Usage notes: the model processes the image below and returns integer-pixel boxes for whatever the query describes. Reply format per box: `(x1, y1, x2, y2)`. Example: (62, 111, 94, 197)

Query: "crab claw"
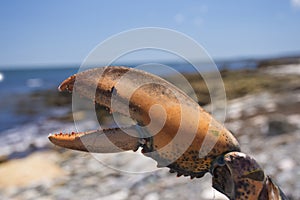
(48, 126, 142, 153)
(212, 152, 288, 200)
(49, 66, 240, 179)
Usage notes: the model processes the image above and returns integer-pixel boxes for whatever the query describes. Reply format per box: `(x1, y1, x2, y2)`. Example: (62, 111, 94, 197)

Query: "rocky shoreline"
(0, 64, 299, 199)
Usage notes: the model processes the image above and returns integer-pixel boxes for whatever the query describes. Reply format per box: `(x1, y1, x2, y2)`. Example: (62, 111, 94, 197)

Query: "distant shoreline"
(0, 53, 299, 71)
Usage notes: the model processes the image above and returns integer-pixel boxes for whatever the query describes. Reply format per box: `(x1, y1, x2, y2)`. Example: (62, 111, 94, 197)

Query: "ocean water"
(0, 67, 77, 96)
(0, 67, 77, 132)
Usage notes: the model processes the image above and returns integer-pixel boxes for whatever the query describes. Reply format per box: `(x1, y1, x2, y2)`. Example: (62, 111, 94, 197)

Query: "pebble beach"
(0, 63, 299, 200)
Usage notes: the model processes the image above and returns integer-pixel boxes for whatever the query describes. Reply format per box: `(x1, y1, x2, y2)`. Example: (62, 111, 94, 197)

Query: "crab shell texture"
(49, 66, 240, 178)
(212, 152, 289, 200)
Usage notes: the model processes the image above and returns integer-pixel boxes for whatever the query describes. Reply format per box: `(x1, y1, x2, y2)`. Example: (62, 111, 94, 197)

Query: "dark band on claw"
(48, 66, 288, 199)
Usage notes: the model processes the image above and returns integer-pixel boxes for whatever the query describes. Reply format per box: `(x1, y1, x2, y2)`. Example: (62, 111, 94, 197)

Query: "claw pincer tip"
(58, 75, 76, 92)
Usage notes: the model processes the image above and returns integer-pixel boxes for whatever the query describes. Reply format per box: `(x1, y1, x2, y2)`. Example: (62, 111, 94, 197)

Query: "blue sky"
(0, 0, 300, 68)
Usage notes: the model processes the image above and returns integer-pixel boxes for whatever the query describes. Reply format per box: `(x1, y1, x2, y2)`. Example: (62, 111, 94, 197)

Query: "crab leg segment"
(212, 152, 288, 200)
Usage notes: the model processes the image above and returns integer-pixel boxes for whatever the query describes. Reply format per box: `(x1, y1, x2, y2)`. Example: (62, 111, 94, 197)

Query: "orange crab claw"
(48, 66, 240, 179)
(48, 126, 142, 153)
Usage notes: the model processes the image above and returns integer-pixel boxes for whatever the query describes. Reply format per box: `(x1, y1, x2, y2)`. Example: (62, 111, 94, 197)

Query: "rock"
(0, 155, 8, 163)
(266, 114, 297, 136)
(144, 192, 160, 200)
(262, 64, 300, 76)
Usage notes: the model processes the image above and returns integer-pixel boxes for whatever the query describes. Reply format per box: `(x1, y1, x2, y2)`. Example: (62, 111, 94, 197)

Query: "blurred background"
(0, 1, 299, 199)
